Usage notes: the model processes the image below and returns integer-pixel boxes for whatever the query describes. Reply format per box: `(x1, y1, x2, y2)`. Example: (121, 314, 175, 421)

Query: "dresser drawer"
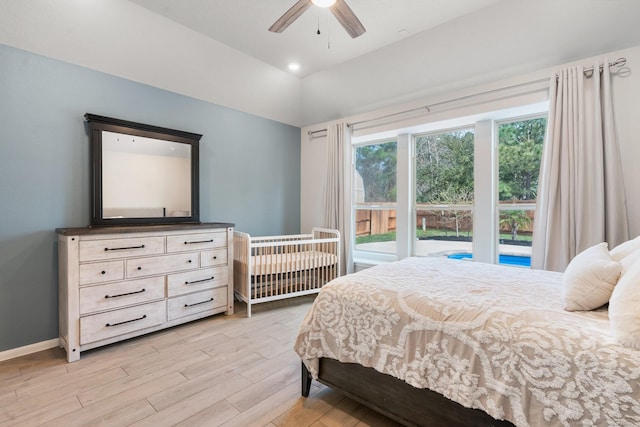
(167, 267, 228, 297)
(167, 287, 227, 321)
(200, 248, 228, 267)
(80, 300, 166, 345)
(79, 236, 165, 262)
(167, 232, 227, 253)
(79, 277, 165, 315)
(79, 260, 124, 285)
(126, 253, 198, 278)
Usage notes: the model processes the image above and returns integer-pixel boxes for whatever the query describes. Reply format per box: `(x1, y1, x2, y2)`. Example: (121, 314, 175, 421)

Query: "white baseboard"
(0, 338, 59, 362)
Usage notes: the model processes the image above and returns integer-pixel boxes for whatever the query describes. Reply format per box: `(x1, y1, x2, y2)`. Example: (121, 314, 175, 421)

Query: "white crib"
(233, 228, 340, 317)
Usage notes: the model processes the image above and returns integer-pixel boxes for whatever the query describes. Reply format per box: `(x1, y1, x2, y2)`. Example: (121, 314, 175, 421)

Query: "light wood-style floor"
(0, 296, 402, 427)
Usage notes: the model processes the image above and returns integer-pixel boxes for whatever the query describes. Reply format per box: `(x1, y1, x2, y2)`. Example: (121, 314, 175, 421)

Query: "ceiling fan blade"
(330, 0, 366, 38)
(268, 0, 313, 33)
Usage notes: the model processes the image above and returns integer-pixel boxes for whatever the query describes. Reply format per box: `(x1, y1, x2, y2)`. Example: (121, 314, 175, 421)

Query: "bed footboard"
(233, 228, 340, 317)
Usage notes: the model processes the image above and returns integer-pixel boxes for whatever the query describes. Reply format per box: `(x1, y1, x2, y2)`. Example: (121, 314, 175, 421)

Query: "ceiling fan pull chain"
(317, 7, 321, 35)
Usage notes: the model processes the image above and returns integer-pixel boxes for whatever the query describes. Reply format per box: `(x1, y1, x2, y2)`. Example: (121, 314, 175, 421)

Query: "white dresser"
(56, 223, 234, 362)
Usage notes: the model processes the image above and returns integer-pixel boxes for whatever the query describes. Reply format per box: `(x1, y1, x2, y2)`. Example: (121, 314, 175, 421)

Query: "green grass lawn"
(356, 230, 532, 244)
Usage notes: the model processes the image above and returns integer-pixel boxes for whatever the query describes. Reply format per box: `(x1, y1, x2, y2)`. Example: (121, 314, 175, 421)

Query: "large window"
(414, 128, 474, 257)
(496, 117, 546, 267)
(350, 103, 548, 267)
(353, 140, 397, 254)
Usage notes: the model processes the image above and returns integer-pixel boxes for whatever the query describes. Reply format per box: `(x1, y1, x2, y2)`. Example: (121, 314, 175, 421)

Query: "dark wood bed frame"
(302, 358, 515, 427)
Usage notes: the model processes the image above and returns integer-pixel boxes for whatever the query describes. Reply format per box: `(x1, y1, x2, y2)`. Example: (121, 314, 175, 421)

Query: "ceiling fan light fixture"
(311, 0, 337, 8)
(269, 0, 365, 38)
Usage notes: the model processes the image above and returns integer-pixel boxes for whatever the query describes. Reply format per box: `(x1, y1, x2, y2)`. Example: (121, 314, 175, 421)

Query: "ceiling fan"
(269, 0, 366, 39)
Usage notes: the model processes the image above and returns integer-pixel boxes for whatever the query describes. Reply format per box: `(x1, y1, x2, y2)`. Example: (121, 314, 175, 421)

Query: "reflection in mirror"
(86, 113, 201, 226)
(101, 131, 191, 219)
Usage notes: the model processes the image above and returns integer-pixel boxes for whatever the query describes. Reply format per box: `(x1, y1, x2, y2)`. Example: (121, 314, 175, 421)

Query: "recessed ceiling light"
(311, 0, 336, 7)
(288, 62, 300, 72)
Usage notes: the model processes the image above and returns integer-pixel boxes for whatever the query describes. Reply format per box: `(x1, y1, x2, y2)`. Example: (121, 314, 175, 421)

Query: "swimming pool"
(447, 253, 531, 267)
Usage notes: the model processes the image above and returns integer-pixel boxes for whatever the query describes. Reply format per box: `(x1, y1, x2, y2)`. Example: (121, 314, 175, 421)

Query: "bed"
(294, 257, 640, 426)
(233, 228, 340, 317)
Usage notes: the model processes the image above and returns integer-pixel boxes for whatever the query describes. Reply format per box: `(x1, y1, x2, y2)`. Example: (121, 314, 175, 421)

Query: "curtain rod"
(346, 77, 547, 129)
(346, 57, 627, 130)
(348, 105, 430, 129)
(307, 128, 328, 141)
(584, 57, 626, 75)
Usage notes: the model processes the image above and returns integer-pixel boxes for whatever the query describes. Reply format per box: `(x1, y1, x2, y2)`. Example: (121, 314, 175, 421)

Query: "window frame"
(412, 125, 476, 258)
(493, 113, 548, 266)
(349, 103, 549, 268)
(351, 138, 399, 262)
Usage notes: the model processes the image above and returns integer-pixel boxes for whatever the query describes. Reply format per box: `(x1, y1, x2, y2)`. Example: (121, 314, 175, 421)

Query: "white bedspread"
(294, 257, 640, 427)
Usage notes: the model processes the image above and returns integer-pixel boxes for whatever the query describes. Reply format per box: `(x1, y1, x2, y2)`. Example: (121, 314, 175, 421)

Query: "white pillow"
(610, 236, 640, 262)
(610, 258, 640, 349)
(562, 242, 622, 311)
(620, 250, 640, 276)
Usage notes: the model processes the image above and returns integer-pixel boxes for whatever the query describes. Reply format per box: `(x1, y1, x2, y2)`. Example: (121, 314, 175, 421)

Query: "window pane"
(355, 141, 397, 204)
(354, 141, 397, 254)
(415, 129, 474, 205)
(415, 208, 473, 257)
(497, 117, 546, 267)
(415, 129, 474, 258)
(498, 208, 534, 267)
(498, 118, 545, 202)
(354, 208, 397, 254)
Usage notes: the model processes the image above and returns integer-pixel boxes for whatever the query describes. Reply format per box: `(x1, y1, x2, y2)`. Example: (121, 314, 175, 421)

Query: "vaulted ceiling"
(128, 0, 502, 77)
(128, 0, 640, 126)
(2, 1, 640, 127)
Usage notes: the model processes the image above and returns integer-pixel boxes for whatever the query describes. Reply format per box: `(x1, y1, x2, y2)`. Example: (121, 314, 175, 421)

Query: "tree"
(415, 130, 474, 204)
(498, 118, 546, 201)
(499, 210, 532, 240)
(438, 185, 473, 237)
(355, 142, 397, 203)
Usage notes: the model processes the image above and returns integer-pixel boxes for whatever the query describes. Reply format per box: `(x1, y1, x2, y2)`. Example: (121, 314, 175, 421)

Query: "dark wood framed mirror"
(86, 113, 201, 226)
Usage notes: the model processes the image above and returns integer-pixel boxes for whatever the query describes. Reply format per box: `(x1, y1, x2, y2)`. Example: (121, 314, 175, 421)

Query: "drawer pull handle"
(105, 244, 145, 252)
(105, 288, 146, 299)
(184, 298, 214, 308)
(106, 314, 147, 327)
(185, 277, 214, 285)
(184, 239, 214, 245)
(101, 271, 106, 275)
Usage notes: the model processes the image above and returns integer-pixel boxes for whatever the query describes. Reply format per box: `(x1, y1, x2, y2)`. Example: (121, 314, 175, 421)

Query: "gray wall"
(0, 44, 300, 352)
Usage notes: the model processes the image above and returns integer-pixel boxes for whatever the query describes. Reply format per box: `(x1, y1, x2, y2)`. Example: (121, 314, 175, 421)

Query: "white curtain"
(323, 122, 353, 275)
(532, 59, 629, 272)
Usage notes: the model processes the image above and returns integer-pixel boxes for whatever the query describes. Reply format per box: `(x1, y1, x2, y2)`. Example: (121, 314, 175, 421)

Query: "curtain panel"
(532, 59, 629, 272)
(323, 122, 353, 275)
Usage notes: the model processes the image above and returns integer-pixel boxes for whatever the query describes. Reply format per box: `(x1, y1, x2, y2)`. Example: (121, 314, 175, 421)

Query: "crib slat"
(267, 244, 272, 298)
(234, 229, 340, 317)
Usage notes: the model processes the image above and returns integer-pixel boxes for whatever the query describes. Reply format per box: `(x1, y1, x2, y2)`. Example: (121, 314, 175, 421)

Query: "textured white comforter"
(294, 257, 640, 426)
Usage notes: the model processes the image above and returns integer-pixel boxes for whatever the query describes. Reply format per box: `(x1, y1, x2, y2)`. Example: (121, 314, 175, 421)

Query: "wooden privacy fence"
(355, 209, 396, 237)
(357, 208, 534, 237)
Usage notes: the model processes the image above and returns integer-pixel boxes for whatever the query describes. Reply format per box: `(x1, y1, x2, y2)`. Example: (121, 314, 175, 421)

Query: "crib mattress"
(250, 251, 338, 275)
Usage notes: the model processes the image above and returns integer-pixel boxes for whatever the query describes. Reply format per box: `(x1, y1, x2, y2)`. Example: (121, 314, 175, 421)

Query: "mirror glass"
(101, 131, 192, 219)
(87, 113, 201, 226)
